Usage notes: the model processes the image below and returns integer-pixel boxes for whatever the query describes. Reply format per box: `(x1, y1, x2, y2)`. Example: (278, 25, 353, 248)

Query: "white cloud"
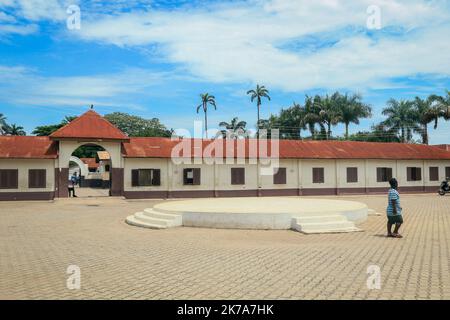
(72, 0, 450, 92)
(0, 65, 172, 110)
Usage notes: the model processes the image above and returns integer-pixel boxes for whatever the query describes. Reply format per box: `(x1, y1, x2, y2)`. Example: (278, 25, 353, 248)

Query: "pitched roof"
(97, 151, 110, 160)
(122, 137, 450, 160)
(80, 157, 99, 169)
(49, 110, 129, 141)
(0, 136, 58, 159)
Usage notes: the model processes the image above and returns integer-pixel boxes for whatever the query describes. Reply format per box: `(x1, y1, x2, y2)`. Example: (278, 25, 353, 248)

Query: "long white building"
(1, 110, 449, 201)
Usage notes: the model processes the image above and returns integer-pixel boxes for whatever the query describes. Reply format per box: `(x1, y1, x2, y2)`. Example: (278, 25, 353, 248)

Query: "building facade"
(1, 110, 450, 201)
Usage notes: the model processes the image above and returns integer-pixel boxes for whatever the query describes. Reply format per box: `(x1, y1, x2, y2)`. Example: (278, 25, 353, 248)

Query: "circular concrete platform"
(150, 197, 368, 232)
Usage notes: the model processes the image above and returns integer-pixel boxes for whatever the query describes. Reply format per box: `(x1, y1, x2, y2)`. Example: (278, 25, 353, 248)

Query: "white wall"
(121, 157, 450, 193)
(0, 159, 55, 192)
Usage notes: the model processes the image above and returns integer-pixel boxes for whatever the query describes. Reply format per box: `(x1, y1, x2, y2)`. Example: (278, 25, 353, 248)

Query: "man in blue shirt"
(386, 178, 403, 238)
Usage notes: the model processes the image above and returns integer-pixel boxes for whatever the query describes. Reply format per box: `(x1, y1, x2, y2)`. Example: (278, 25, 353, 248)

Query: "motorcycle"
(439, 180, 450, 196)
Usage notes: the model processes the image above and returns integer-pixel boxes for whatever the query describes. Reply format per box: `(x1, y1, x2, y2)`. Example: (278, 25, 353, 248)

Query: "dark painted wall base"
(123, 186, 440, 199)
(0, 192, 55, 201)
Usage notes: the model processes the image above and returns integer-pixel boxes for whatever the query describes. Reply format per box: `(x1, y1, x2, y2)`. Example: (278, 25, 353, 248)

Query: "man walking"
(386, 178, 403, 238)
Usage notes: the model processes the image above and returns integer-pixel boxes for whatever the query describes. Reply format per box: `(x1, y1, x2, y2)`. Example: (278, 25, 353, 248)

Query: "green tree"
(335, 93, 372, 140)
(312, 92, 341, 139)
(247, 84, 270, 138)
(196, 93, 217, 139)
(382, 99, 418, 143)
(218, 117, 247, 139)
(4, 124, 26, 136)
(411, 96, 441, 145)
(104, 112, 172, 137)
(32, 116, 77, 136)
(0, 113, 8, 135)
(347, 123, 400, 143)
(271, 102, 308, 139)
(430, 90, 450, 121)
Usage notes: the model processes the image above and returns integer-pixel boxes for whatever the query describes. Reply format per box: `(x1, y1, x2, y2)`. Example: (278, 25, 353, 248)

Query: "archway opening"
(69, 144, 112, 198)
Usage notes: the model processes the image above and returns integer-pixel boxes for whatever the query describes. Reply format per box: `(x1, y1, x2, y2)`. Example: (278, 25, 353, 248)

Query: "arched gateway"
(50, 110, 128, 198)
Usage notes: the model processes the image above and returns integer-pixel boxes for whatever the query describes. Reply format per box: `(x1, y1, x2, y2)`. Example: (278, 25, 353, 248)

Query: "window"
(312, 168, 324, 184)
(131, 169, 161, 186)
(0, 169, 18, 189)
(105, 165, 110, 172)
(346, 167, 358, 183)
(273, 167, 287, 184)
(28, 169, 46, 188)
(407, 167, 422, 181)
(446, 167, 450, 178)
(231, 168, 245, 185)
(429, 167, 439, 181)
(376, 167, 393, 182)
(183, 168, 201, 185)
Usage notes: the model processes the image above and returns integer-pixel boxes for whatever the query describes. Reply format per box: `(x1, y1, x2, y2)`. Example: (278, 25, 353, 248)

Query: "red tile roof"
(50, 110, 129, 141)
(80, 157, 99, 169)
(122, 137, 450, 160)
(434, 144, 450, 151)
(0, 136, 58, 159)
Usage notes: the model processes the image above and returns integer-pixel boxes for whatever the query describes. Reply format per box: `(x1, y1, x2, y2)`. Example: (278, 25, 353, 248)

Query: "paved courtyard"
(0, 194, 449, 300)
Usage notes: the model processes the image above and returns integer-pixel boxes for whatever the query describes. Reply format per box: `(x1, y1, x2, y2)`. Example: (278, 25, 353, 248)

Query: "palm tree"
(312, 92, 341, 139)
(430, 90, 450, 120)
(0, 113, 8, 135)
(303, 95, 322, 139)
(283, 102, 307, 139)
(5, 124, 26, 136)
(218, 117, 247, 139)
(196, 93, 217, 139)
(411, 96, 440, 145)
(335, 93, 372, 140)
(382, 99, 418, 143)
(247, 84, 270, 138)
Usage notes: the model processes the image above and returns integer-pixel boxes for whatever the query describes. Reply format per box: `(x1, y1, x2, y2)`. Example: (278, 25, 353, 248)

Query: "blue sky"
(0, 0, 450, 143)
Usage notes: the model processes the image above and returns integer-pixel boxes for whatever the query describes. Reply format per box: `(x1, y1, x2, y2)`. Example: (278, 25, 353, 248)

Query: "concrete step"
(125, 215, 167, 229)
(368, 209, 382, 216)
(143, 208, 183, 225)
(293, 215, 347, 224)
(292, 218, 359, 234)
(133, 211, 170, 226)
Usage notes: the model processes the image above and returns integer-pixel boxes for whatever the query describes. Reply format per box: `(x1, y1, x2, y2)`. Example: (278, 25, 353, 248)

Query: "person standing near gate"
(68, 172, 78, 197)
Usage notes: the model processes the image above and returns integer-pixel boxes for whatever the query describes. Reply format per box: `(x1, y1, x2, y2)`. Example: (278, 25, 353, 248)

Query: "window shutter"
(273, 168, 286, 184)
(152, 169, 161, 186)
(446, 167, 450, 178)
(231, 168, 245, 185)
(0, 169, 18, 189)
(29, 169, 46, 188)
(131, 169, 139, 187)
(386, 168, 392, 181)
(376, 168, 382, 182)
(193, 168, 201, 185)
(407, 167, 412, 181)
(347, 167, 358, 183)
(313, 168, 324, 183)
(183, 169, 188, 185)
(429, 167, 439, 181)
(312, 168, 317, 183)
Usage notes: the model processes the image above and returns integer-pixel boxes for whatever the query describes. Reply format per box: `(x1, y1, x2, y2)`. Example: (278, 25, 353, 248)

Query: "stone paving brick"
(0, 194, 449, 299)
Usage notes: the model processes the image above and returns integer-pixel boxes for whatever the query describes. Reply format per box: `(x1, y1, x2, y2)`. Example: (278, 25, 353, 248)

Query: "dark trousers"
(68, 187, 76, 197)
